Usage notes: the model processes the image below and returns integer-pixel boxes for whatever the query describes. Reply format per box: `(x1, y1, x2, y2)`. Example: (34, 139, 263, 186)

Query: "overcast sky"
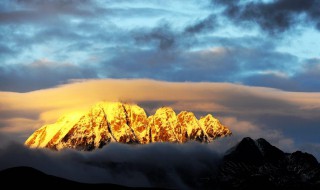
(0, 0, 320, 163)
(1, 0, 320, 92)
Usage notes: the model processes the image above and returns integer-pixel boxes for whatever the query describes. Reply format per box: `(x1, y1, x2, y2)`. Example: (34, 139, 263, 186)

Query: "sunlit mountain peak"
(25, 102, 231, 150)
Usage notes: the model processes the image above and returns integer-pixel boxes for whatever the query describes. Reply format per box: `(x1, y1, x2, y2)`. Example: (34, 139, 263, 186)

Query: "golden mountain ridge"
(25, 102, 231, 150)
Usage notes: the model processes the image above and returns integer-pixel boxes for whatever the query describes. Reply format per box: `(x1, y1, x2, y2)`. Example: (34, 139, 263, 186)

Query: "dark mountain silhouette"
(219, 137, 320, 190)
(0, 166, 165, 189)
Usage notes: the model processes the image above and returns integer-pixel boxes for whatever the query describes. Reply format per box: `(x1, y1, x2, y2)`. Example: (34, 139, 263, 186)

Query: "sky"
(1, 0, 320, 92)
(0, 0, 320, 172)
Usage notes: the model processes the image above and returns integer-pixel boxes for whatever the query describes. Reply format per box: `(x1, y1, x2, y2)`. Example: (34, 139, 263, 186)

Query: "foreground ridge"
(219, 137, 320, 189)
(25, 102, 231, 150)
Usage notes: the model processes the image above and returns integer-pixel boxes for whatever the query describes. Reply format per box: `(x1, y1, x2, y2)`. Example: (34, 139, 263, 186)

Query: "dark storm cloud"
(1, 0, 320, 93)
(133, 23, 177, 50)
(0, 60, 97, 92)
(2, 11, 303, 93)
(214, 0, 320, 34)
(0, 0, 96, 25)
(0, 141, 223, 189)
(254, 115, 320, 145)
(0, 0, 167, 56)
(184, 14, 218, 34)
(0, 44, 16, 57)
(243, 58, 320, 92)
(0, 21, 315, 93)
(243, 73, 296, 91)
(0, 0, 182, 25)
(292, 59, 320, 91)
(0, 10, 49, 24)
(132, 16, 219, 51)
(100, 45, 297, 83)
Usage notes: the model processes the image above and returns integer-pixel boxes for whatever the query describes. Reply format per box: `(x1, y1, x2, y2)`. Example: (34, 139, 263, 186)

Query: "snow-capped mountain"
(25, 102, 231, 150)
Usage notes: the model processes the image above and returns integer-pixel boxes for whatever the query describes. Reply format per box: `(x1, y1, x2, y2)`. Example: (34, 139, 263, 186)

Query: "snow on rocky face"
(25, 102, 231, 150)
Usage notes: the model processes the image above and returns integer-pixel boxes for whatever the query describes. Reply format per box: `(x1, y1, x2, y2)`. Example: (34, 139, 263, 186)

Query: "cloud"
(0, 79, 319, 150)
(133, 22, 177, 50)
(215, 0, 320, 34)
(1, 0, 320, 92)
(0, 79, 319, 188)
(0, 141, 222, 189)
(0, 2, 318, 174)
(97, 45, 298, 84)
(0, 131, 317, 189)
(184, 14, 218, 34)
(0, 0, 95, 25)
(0, 124, 315, 189)
(292, 59, 320, 91)
(243, 58, 320, 92)
(0, 60, 97, 92)
(1, 37, 309, 93)
(220, 117, 295, 152)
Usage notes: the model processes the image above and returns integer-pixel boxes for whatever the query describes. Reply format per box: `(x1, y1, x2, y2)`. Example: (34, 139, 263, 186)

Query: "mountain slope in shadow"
(219, 137, 320, 190)
(0, 166, 163, 189)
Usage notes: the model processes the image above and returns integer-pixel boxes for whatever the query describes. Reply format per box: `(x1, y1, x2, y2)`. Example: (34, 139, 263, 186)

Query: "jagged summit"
(25, 102, 231, 150)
